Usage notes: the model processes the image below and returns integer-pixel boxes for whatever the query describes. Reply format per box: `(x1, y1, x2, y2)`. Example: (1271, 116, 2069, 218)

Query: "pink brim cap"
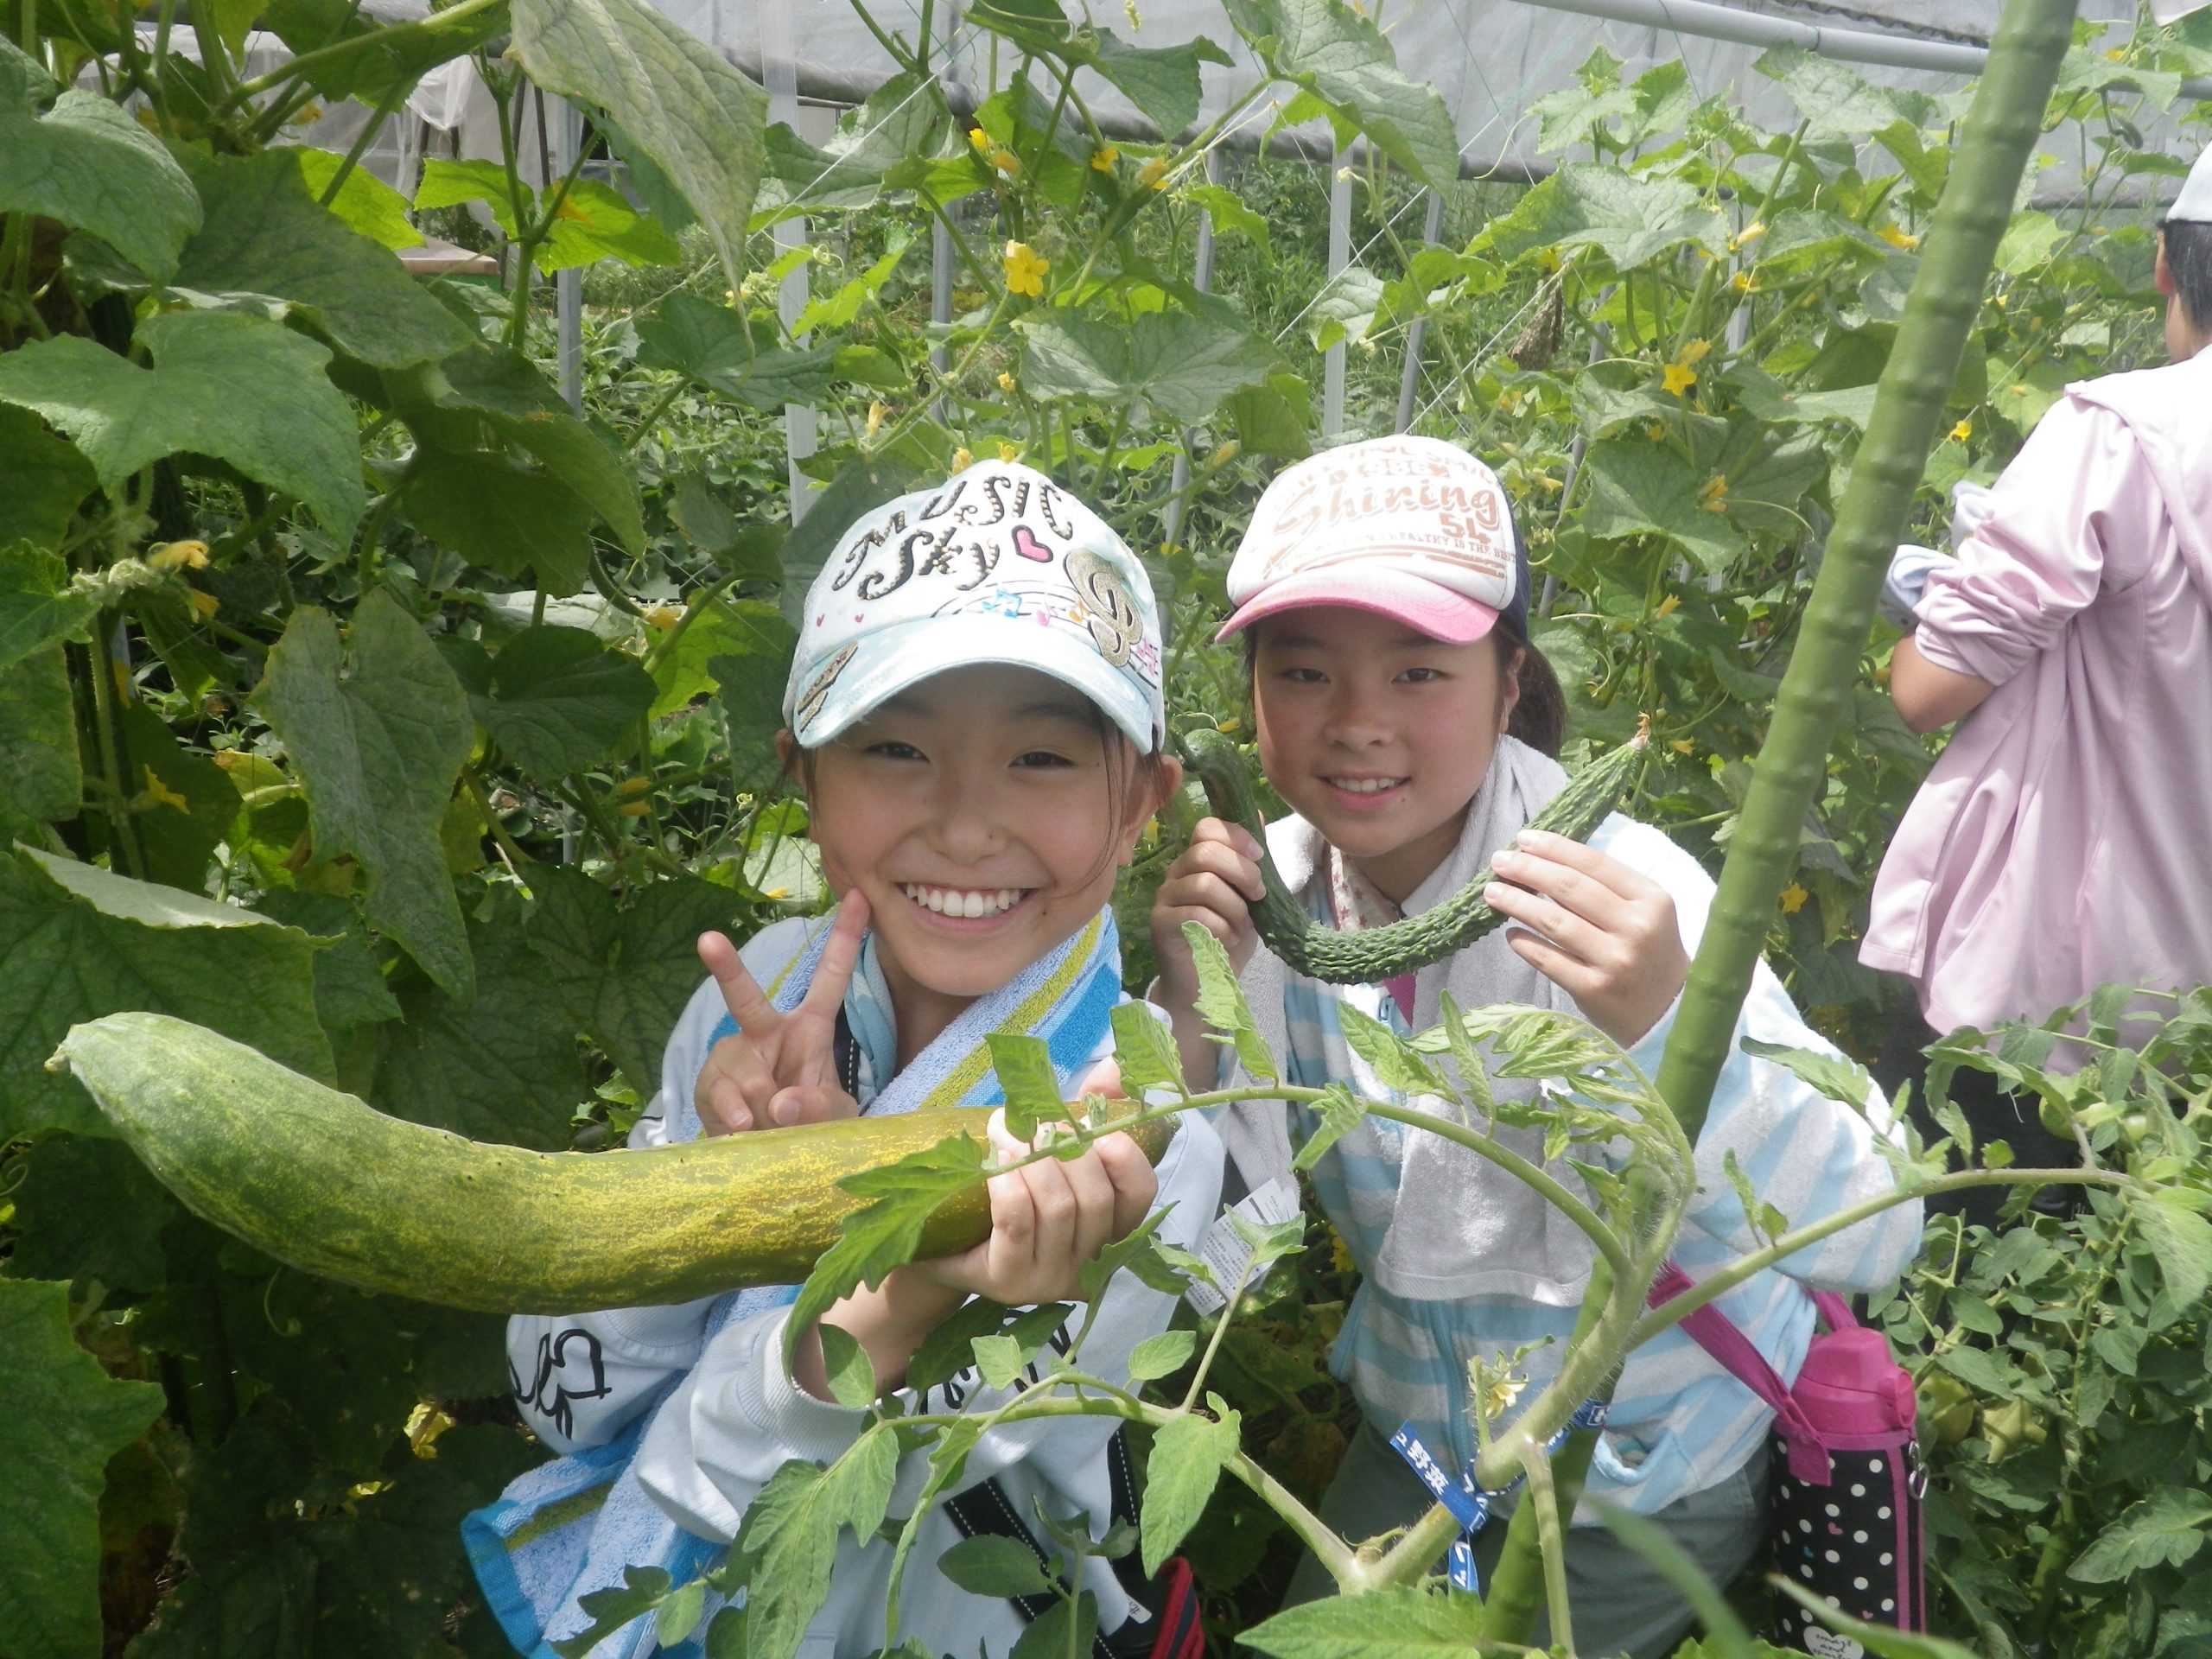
(1213, 566, 1502, 645)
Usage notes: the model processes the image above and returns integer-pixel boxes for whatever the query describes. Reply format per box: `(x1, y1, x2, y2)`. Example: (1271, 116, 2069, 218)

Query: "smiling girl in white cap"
(465, 462, 1223, 1659)
(1148, 435, 1921, 1656)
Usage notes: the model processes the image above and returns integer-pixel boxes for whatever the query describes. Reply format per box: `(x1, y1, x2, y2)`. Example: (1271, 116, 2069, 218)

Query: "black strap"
(940, 1427, 1162, 1659)
(832, 1009, 861, 1101)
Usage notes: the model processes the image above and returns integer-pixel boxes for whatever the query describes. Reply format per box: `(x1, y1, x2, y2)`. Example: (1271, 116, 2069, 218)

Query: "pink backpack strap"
(1647, 1263, 1833, 1487)
(1810, 1289, 1857, 1332)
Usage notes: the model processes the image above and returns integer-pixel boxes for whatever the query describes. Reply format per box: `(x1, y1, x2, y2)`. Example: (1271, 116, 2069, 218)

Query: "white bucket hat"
(783, 461, 1164, 752)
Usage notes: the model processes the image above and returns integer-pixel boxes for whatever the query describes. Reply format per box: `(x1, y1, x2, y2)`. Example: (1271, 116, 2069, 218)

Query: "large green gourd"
(1177, 723, 1650, 982)
(53, 1012, 1176, 1315)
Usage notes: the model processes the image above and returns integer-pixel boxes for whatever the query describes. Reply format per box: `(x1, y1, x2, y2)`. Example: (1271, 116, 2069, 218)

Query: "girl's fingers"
(766, 1084, 860, 1128)
(1510, 830, 1668, 906)
(1018, 1154, 1078, 1285)
(1503, 925, 1605, 1001)
(700, 1073, 753, 1135)
(1179, 833, 1268, 899)
(1058, 1141, 1117, 1271)
(697, 931, 782, 1034)
(1482, 877, 1607, 964)
(1159, 868, 1256, 927)
(1092, 1132, 1160, 1241)
(798, 889, 871, 1022)
(696, 1036, 778, 1133)
(1192, 817, 1267, 861)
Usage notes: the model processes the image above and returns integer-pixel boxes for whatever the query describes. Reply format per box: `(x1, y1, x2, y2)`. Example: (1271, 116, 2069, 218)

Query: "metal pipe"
(1323, 150, 1351, 437)
(1395, 188, 1448, 434)
(1165, 150, 1222, 549)
(550, 93, 582, 414)
(1508, 0, 2212, 96)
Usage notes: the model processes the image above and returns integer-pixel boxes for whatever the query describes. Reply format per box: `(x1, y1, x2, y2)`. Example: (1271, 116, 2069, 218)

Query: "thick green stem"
(1649, 0, 2077, 1145)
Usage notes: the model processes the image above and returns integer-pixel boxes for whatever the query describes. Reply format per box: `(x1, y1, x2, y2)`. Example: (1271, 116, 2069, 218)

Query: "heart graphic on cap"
(1012, 524, 1053, 562)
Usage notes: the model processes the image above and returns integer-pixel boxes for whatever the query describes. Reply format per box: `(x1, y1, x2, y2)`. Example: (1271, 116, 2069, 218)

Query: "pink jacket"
(1861, 345, 2212, 1035)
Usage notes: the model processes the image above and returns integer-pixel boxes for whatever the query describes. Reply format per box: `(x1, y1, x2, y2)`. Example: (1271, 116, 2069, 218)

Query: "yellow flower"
(645, 606, 682, 632)
(1679, 338, 1713, 365)
(1644, 422, 1666, 442)
(997, 370, 1017, 392)
(1090, 145, 1119, 173)
(1699, 475, 1729, 512)
(995, 440, 1020, 462)
(148, 538, 209, 570)
(1728, 221, 1766, 252)
(866, 401, 889, 438)
(950, 446, 975, 474)
(1669, 737, 1696, 755)
(969, 126, 991, 154)
(188, 589, 219, 620)
(1780, 882, 1810, 915)
(1878, 225, 1920, 251)
(1730, 269, 1762, 295)
(1661, 360, 1697, 397)
(1656, 594, 1681, 617)
(141, 766, 188, 813)
(987, 146, 1022, 176)
(1329, 1226, 1356, 1274)
(1950, 418, 1973, 442)
(1002, 239, 1049, 298)
(1137, 156, 1170, 191)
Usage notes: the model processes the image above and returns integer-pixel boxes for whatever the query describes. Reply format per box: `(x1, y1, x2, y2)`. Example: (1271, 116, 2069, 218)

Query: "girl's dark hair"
(2165, 220, 2212, 335)
(1237, 616, 1567, 759)
(1496, 613, 1567, 759)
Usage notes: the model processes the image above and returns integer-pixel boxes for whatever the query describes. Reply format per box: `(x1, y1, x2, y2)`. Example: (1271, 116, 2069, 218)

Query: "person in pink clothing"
(1862, 141, 2212, 1210)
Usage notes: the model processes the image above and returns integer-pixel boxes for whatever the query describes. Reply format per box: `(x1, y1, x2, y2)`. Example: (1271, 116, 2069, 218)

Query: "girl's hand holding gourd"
(915, 1109, 1160, 1306)
(1148, 817, 1268, 1089)
(1484, 829, 1688, 1047)
(693, 890, 870, 1133)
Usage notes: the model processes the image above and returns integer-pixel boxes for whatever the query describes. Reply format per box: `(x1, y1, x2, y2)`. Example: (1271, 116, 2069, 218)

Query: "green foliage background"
(1, 0, 2209, 1653)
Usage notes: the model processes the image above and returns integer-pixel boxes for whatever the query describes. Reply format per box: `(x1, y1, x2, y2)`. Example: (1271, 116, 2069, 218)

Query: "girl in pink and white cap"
(1147, 436, 1921, 1656)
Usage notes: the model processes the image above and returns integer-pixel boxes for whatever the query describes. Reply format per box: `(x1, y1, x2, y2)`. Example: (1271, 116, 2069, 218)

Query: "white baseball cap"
(1216, 436, 1528, 645)
(783, 461, 1164, 752)
(2171, 138, 2212, 224)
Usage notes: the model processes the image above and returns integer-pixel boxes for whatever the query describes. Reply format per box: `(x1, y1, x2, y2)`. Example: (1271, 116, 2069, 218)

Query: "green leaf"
(1474, 162, 1725, 270)
(2069, 1486, 2212, 1582)
(294, 147, 423, 251)
(0, 310, 364, 536)
(937, 1535, 1052, 1599)
(1127, 1328, 1197, 1382)
(115, 698, 234, 894)
(1338, 1004, 1448, 1096)
(794, 232, 915, 334)
(1739, 1037, 1872, 1112)
(727, 1433, 895, 1659)
(658, 597, 794, 722)
(1013, 1595, 1097, 1659)
(552, 1565, 675, 1659)
(536, 177, 684, 271)
(1228, 377, 1313, 461)
(0, 544, 96, 678)
(1240, 1585, 1490, 1659)
(371, 888, 588, 1147)
(816, 1323, 878, 1408)
(2134, 1188, 2212, 1306)
(1306, 264, 1388, 352)
(403, 448, 601, 595)
(8, 1132, 176, 1294)
(1183, 920, 1275, 1081)
(654, 1578, 708, 1649)
(1755, 46, 1934, 140)
(0, 622, 79, 823)
(1141, 1395, 1241, 1574)
(256, 889, 404, 1031)
(522, 867, 737, 1095)
(1223, 0, 1458, 187)
(445, 624, 655, 780)
(638, 294, 842, 411)
(0, 38, 201, 283)
(1185, 182, 1268, 247)
(255, 592, 476, 998)
(1017, 308, 1278, 423)
(988, 1031, 1070, 1138)
(785, 1131, 990, 1366)
(0, 406, 97, 555)
(754, 74, 951, 219)
(1078, 1205, 1184, 1302)
(389, 344, 644, 555)
(1582, 439, 1740, 574)
(511, 0, 766, 291)
(0, 847, 333, 1141)
(0, 1278, 164, 1659)
(1109, 1001, 1186, 1097)
(414, 156, 528, 232)
(172, 149, 471, 370)
(971, 1332, 1027, 1389)
(1294, 1081, 1367, 1173)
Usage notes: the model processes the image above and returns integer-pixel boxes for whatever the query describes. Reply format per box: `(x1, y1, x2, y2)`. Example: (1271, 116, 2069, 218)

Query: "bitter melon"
(1176, 721, 1650, 983)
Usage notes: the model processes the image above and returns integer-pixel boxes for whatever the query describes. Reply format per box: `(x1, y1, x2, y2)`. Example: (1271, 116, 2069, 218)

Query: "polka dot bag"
(1648, 1267, 1925, 1653)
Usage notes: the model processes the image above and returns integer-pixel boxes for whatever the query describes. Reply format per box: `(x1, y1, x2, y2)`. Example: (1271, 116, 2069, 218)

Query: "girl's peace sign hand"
(692, 890, 870, 1135)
